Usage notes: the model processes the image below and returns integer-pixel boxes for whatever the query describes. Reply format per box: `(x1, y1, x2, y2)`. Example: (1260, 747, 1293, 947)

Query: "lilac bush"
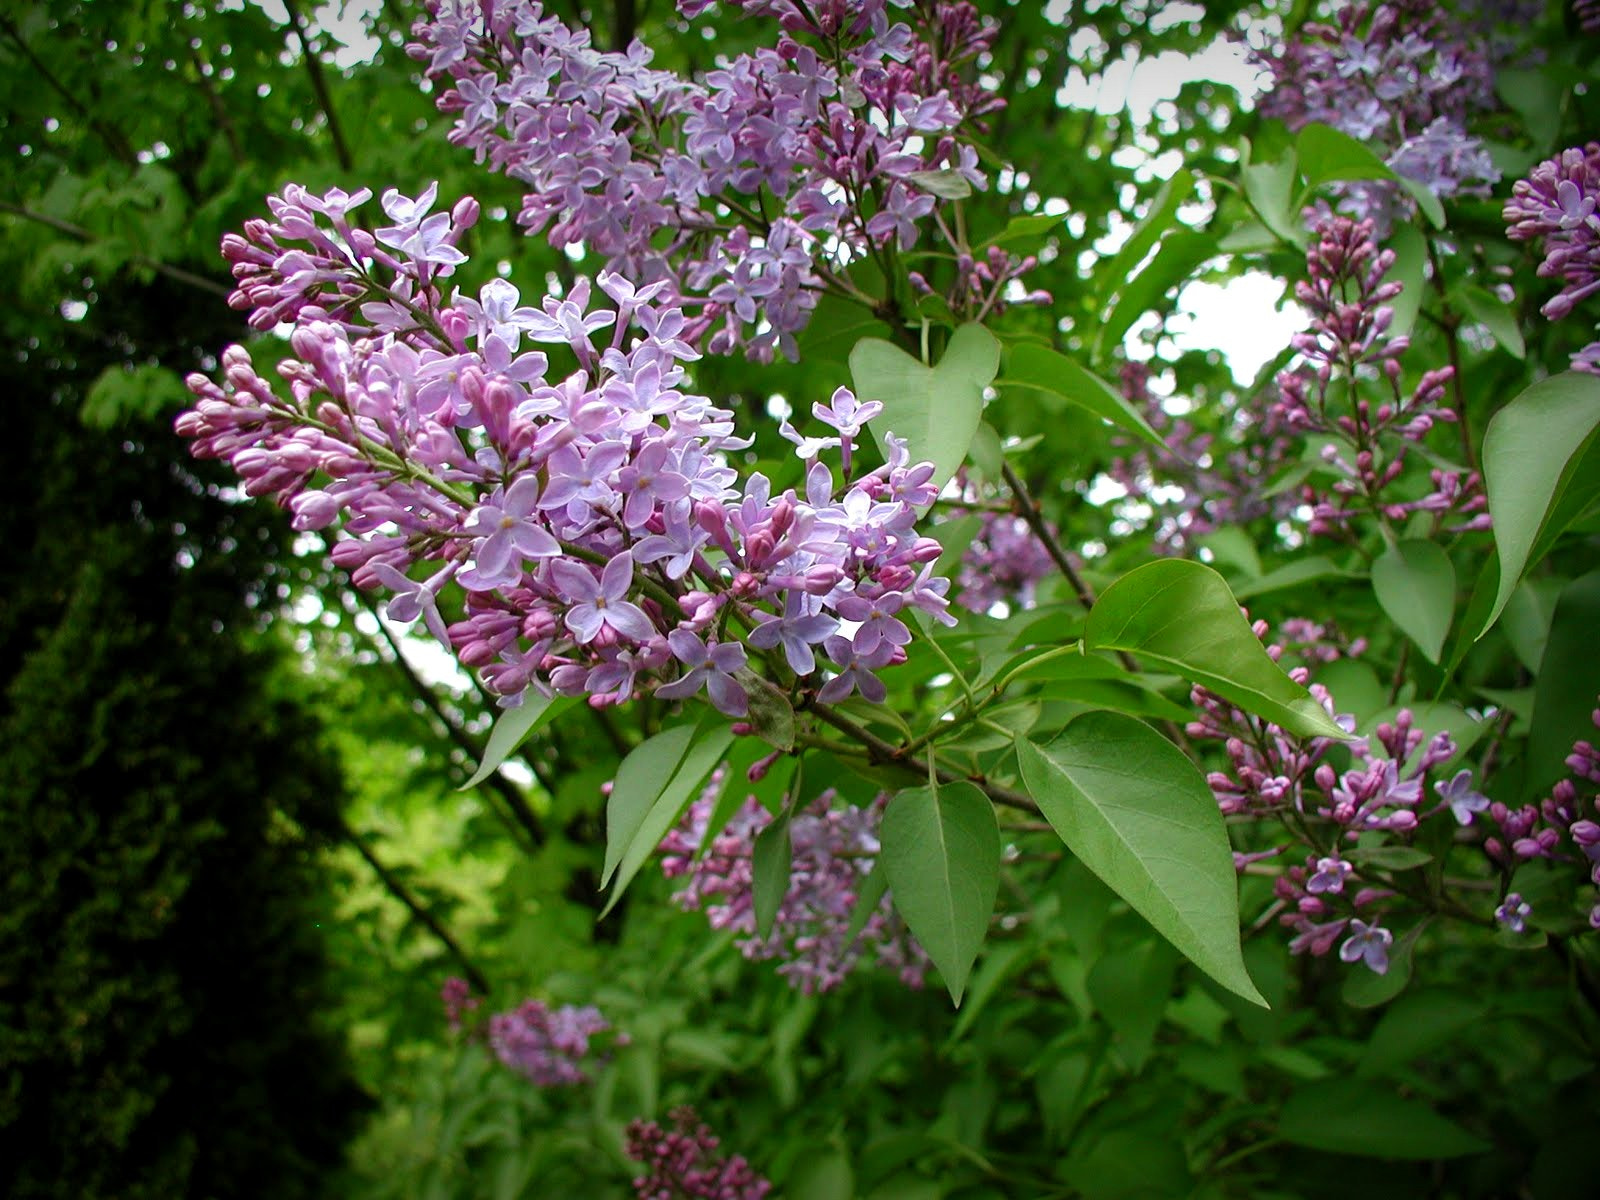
(1274, 215, 1488, 541)
(441, 978, 623, 1086)
(1254, 0, 1503, 229)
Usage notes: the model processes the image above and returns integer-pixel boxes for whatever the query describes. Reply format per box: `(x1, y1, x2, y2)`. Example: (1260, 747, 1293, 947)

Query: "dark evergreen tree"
(0, 277, 370, 1199)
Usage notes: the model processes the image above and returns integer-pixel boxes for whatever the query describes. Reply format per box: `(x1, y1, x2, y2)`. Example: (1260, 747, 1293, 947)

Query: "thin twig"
(0, 201, 232, 297)
(282, 0, 354, 171)
(342, 822, 492, 994)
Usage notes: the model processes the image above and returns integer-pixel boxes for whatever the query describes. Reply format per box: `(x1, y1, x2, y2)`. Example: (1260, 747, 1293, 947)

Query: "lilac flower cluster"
(1474, 702, 1600, 930)
(441, 975, 481, 1032)
(1577, 0, 1600, 35)
(409, 0, 1043, 362)
(1107, 361, 1298, 553)
(1272, 216, 1489, 540)
(1191, 619, 1480, 973)
(1504, 143, 1600, 374)
(658, 777, 927, 992)
(626, 1107, 771, 1200)
(488, 999, 617, 1086)
(176, 183, 955, 715)
(1254, 1, 1500, 230)
(441, 977, 623, 1086)
(952, 510, 1056, 613)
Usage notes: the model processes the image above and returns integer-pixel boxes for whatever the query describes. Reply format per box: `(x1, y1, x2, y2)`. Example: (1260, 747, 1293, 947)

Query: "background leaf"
(1479, 372, 1600, 635)
(1371, 539, 1456, 663)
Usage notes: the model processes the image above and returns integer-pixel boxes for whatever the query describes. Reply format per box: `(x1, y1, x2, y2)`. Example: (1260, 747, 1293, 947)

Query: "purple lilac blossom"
(951, 509, 1057, 613)
(1189, 618, 1464, 971)
(626, 1107, 771, 1200)
(176, 184, 955, 715)
(1504, 143, 1600, 374)
(1271, 216, 1489, 540)
(1479, 702, 1600, 936)
(407, 0, 1044, 362)
(1253, 1, 1501, 232)
(1495, 892, 1531, 933)
(488, 999, 616, 1086)
(659, 776, 928, 993)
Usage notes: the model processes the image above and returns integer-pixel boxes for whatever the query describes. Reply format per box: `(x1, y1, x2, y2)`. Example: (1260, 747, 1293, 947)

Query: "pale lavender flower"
(460, 475, 560, 590)
(656, 631, 750, 716)
(1339, 920, 1394, 973)
(1495, 893, 1531, 934)
(551, 553, 658, 644)
(1435, 769, 1490, 824)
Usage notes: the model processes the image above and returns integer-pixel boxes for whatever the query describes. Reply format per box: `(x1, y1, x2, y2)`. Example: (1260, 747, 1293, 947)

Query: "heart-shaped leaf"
(850, 323, 999, 491)
(1371, 539, 1456, 663)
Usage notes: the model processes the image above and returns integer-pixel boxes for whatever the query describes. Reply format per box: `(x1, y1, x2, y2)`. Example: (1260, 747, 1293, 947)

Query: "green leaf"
(1230, 555, 1354, 600)
(980, 210, 1068, 250)
(1295, 123, 1445, 227)
(1346, 846, 1434, 872)
(602, 722, 735, 914)
(1358, 991, 1487, 1078)
(906, 167, 973, 199)
(880, 781, 1001, 1004)
(1478, 372, 1600, 635)
(751, 810, 793, 941)
(1501, 577, 1565, 673)
(840, 856, 889, 952)
(1087, 938, 1179, 1073)
(1371, 539, 1456, 663)
(1086, 560, 1349, 740)
(1097, 170, 1195, 297)
(462, 693, 579, 790)
(850, 323, 1000, 492)
(1528, 569, 1600, 796)
(946, 940, 1032, 1044)
(1094, 230, 1215, 362)
(1297, 122, 1396, 188)
(1278, 1079, 1488, 1159)
(1456, 285, 1525, 359)
(80, 363, 190, 429)
(1241, 148, 1304, 247)
(602, 724, 698, 887)
(785, 1148, 855, 1200)
(1000, 343, 1164, 449)
(1016, 713, 1266, 1006)
(1386, 225, 1428, 339)
(968, 419, 1004, 482)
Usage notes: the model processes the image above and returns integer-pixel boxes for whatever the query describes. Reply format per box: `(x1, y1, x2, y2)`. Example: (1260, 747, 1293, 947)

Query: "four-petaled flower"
(550, 553, 657, 644)
(1339, 919, 1393, 974)
(656, 630, 749, 716)
(1435, 768, 1490, 825)
(461, 475, 561, 590)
